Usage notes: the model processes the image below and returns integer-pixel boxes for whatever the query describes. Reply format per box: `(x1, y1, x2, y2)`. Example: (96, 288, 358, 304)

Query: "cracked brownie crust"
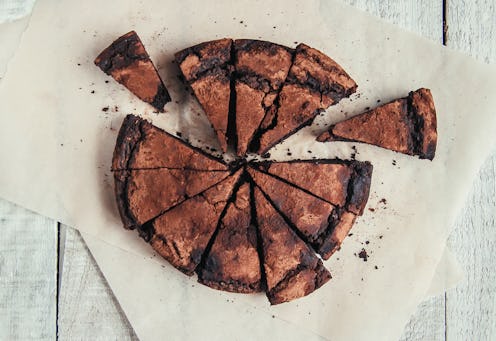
(94, 31, 171, 111)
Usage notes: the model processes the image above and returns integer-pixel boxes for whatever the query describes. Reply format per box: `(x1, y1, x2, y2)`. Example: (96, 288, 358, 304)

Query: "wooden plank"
(57, 225, 138, 340)
(342, 0, 443, 42)
(445, 3, 496, 339)
(0, 198, 57, 340)
(340, 1, 446, 340)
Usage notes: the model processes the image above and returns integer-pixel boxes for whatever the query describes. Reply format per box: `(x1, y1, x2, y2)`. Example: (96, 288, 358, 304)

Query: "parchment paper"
(0, 6, 464, 341)
(0, 0, 494, 339)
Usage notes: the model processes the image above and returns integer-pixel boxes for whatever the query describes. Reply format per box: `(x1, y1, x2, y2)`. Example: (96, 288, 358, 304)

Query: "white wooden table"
(1, 1, 495, 340)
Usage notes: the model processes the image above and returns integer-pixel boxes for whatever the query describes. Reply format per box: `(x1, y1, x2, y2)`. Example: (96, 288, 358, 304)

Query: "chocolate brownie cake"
(112, 115, 228, 171)
(198, 183, 261, 293)
(254, 43, 357, 154)
(94, 31, 171, 111)
(233, 40, 293, 156)
(149, 170, 242, 275)
(113, 168, 229, 229)
(106, 36, 441, 305)
(317, 88, 438, 160)
(253, 187, 331, 304)
(175, 39, 233, 152)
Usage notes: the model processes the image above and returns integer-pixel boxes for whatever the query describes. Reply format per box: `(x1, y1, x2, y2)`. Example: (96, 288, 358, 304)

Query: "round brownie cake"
(96, 34, 437, 304)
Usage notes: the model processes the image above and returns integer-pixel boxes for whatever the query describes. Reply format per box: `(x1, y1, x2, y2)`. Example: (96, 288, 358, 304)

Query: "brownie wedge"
(148, 170, 243, 275)
(95, 31, 171, 111)
(259, 160, 372, 215)
(198, 183, 261, 293)
(254, 43, 357, 154)
(318, 88, 438, 160)
(175, 39, 233, 152)
(112, 115, 228, 171)
(253, 187, 331, 305)
(233, 40, 293, 156)
(114, 168, 229, 229)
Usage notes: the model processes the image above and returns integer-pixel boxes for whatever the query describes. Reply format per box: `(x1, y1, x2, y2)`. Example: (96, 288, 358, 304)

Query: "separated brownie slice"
(148, 170, 243, 275)
(114, 168, 229, 229)
(233, 40, 293, 156)
(95, 31, 171, 111)
(255, 43, 357, 154)
(317, 88, 438, 160)
(112, 115, 228, 171)
(175, 39, 233, 152)
(253, 187, 331, 305)
(259, 160, 373, 215)
(198, 183, 261, 293)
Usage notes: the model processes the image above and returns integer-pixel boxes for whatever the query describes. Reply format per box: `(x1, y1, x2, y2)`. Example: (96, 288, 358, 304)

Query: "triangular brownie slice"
(148, 169, 242, 275)
(95, 31, 171, 111)
(198, 183, 261, 293)
(248, 166, 339, 259)
(233, 40, 293, 156)
(317, 88, 437, 160)
(112, 115, 228, 171)
(253, 187, 331, 305)
(114, 168, 229, 229)
(175, 39, 233, 152)
(255, 43, 357, 154)
(260, 160, 373, 215)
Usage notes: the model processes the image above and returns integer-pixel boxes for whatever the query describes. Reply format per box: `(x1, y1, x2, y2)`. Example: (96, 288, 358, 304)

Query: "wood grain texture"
(445, 1, 496, 339)
(0, 198, 57, 340)
(342, 0, 443, 42)
(57, 225, 138, 340)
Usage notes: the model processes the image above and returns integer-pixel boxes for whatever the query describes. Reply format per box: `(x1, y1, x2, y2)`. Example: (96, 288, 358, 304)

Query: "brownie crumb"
(377, 99, 381, 103)
(287, 152, 292, 156)
(176, 132, 182, 137)
(392, 160, 397, 166)
(102, 107, 109, 112)
(105, 80, 109, 83)
(368, 208, 375, 212)
(262, 152, 271, 159)
(358, 249, 368, 262)
(77, 63, 81, 66)
(348, 233, 353, 237)
(374, 265, 379, 270)
(91, 90, 95, 94)
(379, 235, 383, 239)
(365, 241, 370, 245)
(379, 198, 387, 204)
(365, 107, 370, 111)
